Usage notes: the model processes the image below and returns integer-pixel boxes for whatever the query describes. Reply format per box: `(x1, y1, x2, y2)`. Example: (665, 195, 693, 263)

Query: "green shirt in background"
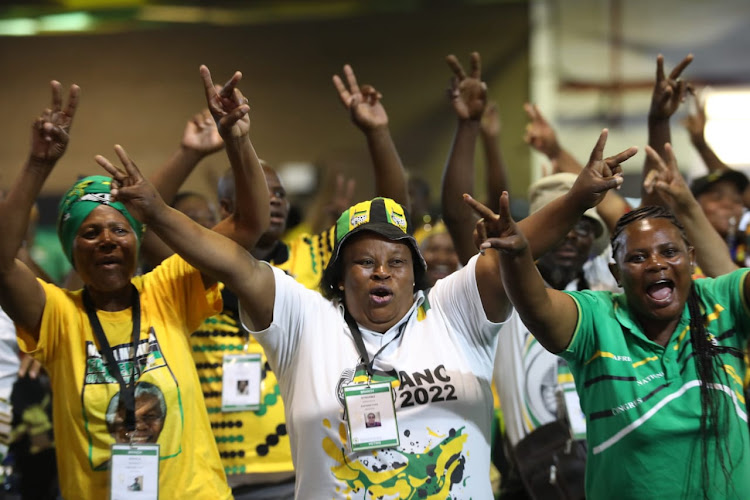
(563, 269, 750, 499)
(30, 227, 71, 285)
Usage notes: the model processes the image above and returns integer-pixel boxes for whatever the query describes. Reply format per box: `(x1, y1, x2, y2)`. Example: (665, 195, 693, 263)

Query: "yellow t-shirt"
(17, 255, 231, 500)
(275, 226, 335, 290)
(191, 287, 294, 482)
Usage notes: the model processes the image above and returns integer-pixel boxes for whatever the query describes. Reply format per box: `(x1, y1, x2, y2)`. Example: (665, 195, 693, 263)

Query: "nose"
(372, 263, 391, 280)
(97, 229, 117, 249)
(646, 252, 667, 271)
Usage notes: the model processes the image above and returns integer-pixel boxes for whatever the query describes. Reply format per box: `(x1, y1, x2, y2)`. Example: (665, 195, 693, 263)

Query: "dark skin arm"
(643, 143, 737, 277)
(469, 130, 636, 324)
(480, 101, 508, 213)
(441, 52, 488, 265)
(140, 109, 225, 268)
(332, 65, 409, 208)
(642, 53, 693, 206)
(0, 81, 79, 338)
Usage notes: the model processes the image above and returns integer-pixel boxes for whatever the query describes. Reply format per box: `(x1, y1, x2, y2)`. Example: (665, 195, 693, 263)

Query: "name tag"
(222, 353, 262, 412)
(109, 443, 159, 500)
(343, 382, 399, 452)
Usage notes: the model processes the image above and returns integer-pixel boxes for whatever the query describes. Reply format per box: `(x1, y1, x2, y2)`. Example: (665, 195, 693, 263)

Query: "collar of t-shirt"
(339, 290, 426, 350)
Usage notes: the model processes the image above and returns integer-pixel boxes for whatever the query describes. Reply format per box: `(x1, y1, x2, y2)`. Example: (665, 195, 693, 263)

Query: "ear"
(688, 246, 696, 274)
(609, 261, 621, 287)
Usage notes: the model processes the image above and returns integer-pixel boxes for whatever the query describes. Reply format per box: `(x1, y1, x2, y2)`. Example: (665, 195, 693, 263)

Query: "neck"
(86, 285, 134, 312)
(640, 317, 680, 347)
(251, 238, 281, 261)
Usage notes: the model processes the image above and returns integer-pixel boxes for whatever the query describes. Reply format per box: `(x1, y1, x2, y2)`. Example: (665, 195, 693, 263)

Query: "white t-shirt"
(493, 252, 620, 447)
(242, 255, 503, 499)
(0, 307, 19, 402)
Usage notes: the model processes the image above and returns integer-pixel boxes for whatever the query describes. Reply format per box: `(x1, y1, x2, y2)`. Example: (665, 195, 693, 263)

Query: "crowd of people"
(0, 48, 747, 500)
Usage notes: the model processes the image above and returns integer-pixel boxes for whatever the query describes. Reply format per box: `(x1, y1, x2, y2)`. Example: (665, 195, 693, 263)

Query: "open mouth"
(269, 210, 286, 224)
(370, 286, 393, 305)
(646, 279, 675, 305)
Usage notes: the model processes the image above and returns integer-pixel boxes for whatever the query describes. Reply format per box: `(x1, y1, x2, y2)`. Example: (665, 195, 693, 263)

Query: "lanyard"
(82, 285, 141, 433)
(344, 310, 407, 383)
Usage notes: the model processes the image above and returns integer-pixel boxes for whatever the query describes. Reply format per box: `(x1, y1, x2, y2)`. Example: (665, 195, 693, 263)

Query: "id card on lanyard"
(83, 286, 158, 498)
(109, 444, 159, 500)
(343, 311, 405, 453)
(221, 353, 262, 412)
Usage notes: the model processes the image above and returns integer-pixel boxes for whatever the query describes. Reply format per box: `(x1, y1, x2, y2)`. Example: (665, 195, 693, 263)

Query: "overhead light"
(0, 18, 37, 36)
(38, 12, 94, 32)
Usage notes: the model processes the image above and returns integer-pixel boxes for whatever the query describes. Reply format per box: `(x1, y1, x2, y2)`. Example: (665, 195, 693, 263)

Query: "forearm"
(365, 126, 409, 207)
(215, 134, 270, 249)
(693, 140, 729, 173)
(596, 191, 631, 235)
(518, 190, 588, 260)
(480, 130, 507, 212)
(148, 203, 254, 286)
(149, 146, 205, 204)
(442, 119, 481, 265)
(643, 116, 671, 205)
(499, 246, 571, 353)
(675, 197, 737, 276)
(0, 159, 53, 271)
(552, 148, 584, 175)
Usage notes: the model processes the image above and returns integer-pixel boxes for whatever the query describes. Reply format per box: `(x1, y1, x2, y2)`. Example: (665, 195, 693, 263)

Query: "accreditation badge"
(343, 381, 399, 452)
(221, 353, 262, 412)
(109, 443, 159, 499)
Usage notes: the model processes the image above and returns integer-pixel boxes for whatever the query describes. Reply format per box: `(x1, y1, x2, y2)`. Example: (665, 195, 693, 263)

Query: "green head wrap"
(57, 175, 144, 267)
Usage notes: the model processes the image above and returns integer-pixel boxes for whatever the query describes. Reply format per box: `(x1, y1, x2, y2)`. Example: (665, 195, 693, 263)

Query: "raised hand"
(200, 65, 250, 139)
(95, 145, 166, 223)
(523, 103, 561, 158)
(649, 54, 693, 120)
(480, 101, 502, 137)
(30, 80, 80, 165)
(332, 65, 388, 131)
(181, 108, 224, 155)
(445, 52, 487, 121)
(463, 192, 526, 255)
(643, 143, 692, 210)
(682, 91, 707, 146)
(569, 129, 637, 210)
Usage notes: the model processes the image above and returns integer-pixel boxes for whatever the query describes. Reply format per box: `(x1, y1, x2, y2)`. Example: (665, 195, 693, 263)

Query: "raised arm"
(642, 53, 693, 206)
(96, 145, 275, 331)
(464, 130, 636, 328)
(479, 102, 508, 213)
(200, 65, 269, 253)
(140, 109, 225, 268)
(523, 103, 631, 234)
(332, 65, 408, 207)
(469, 191, 579, 353)
(0, 81, 79, 334)
(643, 143, 737, 277)
(441, 52, 488, 265)
(523, 103, 582, 174)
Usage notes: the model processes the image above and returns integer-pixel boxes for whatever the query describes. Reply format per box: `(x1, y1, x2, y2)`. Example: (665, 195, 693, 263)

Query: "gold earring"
(339, 285, 344, 291)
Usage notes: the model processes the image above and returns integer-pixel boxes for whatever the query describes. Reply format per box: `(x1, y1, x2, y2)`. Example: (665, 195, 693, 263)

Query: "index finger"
(200, 65, 219, 103)
(668, 54, 693, 80)
(463, 193, 495, 219)
(445, 55, 467, 80)
(63, 84, 81, 122)
(332, 74, 352, 106)
(50, 80, 63, 113)
(588, 129, 609, 164)
(469, 51, 481, 80)
(113, 144, 143, 180)
(605, 146, 639, 168)
(219, 71, 243, 99)
(655, 54, 665, 82)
